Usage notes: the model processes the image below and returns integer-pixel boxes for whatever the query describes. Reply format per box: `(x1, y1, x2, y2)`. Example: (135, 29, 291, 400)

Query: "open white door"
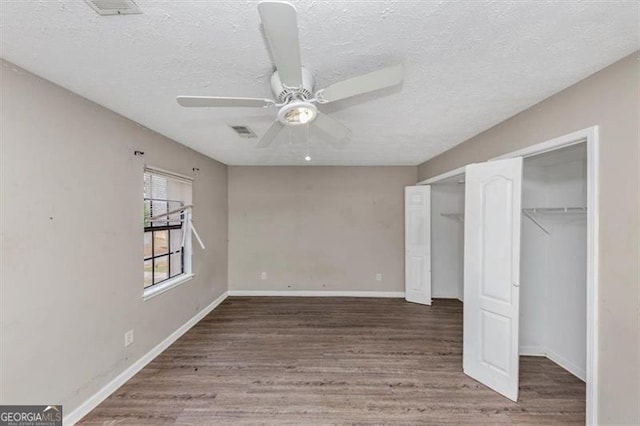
(404, 186, 431, 305)
(463, 157, 522, 401)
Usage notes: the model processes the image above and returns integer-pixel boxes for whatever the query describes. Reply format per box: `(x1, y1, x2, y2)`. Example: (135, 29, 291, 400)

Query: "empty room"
(0, 1, 638, 425)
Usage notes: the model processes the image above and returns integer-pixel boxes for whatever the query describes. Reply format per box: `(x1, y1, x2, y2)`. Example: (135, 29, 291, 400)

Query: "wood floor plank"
(79, 298, 585, 425)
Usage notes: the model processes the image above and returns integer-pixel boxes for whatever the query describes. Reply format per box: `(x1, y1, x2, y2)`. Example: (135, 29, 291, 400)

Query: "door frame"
(417, 126, 599, 425)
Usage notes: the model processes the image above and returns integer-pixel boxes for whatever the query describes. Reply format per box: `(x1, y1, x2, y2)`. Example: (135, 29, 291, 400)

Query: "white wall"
(0, 61, 228, 413)
(519, 164, 549, 354)
(520, 145, 587, 379)
(431, 183, 464, 299)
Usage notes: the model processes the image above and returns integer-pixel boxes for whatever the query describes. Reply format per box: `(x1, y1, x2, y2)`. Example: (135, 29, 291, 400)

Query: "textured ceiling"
(1, 1, 638, 165)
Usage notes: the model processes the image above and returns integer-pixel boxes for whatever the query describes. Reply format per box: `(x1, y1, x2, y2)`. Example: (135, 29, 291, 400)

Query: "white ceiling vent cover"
(230, 126, 257, 138)
(85, 0, 141, 16)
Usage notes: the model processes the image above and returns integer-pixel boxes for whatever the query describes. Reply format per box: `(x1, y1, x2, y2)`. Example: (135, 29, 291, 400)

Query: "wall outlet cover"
(125, 329, 134, 347)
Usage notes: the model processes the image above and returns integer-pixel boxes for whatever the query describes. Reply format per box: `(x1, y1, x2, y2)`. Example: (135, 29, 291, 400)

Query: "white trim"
(417, 165, 466, 185)
(490, 128, 588, 161)
(585, 126, 599, 425)
(142, 273, 195, 301)
(416, 126, 599, 424)
(228, 290, 405, 298)
(519, 346, 546, 356)
(144, 165, 194, 182)
(432, 293, 462, 299)
(64, 291, 229, 426)
(519, 346, 586, 382)
(546, 347, 587, 383)
(417, 126, 594, 185)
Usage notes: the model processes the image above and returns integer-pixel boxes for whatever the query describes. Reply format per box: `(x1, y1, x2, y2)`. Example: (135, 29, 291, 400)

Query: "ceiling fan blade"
(313, 112, 350, 148)
(256, 120, 285, 148)
(176, 96, 275, 108)
(258, 1, 303, 87)
(317, 64, 404, 104)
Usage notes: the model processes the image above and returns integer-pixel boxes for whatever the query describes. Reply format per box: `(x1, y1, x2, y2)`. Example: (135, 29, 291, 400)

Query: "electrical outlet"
(124, 329, 134, 347)
(376, 273, 382, 281)
(260, 272, 267, 280)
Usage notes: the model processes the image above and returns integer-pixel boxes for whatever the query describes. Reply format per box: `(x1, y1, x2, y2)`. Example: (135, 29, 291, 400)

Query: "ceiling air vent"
(84, 0, 141, 15)
(230, 126, 257, 139)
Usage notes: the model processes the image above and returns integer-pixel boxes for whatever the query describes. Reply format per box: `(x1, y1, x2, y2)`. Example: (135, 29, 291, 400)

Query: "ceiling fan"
(176, 1, 404, 149)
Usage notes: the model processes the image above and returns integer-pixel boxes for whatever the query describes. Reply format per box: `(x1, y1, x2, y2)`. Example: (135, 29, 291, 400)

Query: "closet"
(419, 142, 587, 400)
(431, 176, 464, 300)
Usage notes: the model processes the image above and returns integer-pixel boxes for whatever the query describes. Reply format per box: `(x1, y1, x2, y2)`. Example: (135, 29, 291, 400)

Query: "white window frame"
(143, 166, 195, 301)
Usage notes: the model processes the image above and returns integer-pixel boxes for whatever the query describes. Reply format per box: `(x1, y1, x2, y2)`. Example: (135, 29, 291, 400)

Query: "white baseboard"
(546, 347, 586, 382)
(228, 290, 405, 298)
(519, 345, 546, 356)
(431, 293, 461, 299)
(519, 345, 586, 382)
(64, 291, 229, 425)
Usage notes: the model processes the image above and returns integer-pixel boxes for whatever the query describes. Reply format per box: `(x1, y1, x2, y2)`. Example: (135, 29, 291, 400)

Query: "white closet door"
(463, 157, 522, 401)
(404, 186, 431, 305)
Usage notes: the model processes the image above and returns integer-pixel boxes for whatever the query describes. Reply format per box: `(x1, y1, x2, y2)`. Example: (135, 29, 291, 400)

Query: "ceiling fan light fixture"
(277, 101, 317, 126)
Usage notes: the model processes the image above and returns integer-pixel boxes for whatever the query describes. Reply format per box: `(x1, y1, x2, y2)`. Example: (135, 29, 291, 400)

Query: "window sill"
(143, 273, 195, 301)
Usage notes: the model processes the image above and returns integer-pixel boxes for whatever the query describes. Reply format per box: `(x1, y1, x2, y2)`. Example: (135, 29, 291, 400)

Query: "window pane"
(170, 252, 183, 278)
(151, 174, 168, 200)
(170, 229, 183, 253)
(153, 231, 169, 256)
(143, 173, 151, 198)
(154, 255, 169, 284)
(144, 259, 153, 288)
(143, 199, 151, 227)
(167, 201, 184, 226)
(150, 200, 168, 226)
(144, 232, 152, 258)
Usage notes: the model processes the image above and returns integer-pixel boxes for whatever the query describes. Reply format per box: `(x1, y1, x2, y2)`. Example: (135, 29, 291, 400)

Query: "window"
(143, 167, 193, 297)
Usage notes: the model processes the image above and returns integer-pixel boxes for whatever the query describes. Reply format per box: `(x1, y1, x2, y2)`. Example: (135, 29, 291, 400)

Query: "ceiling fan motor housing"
(270, 67, 315, 102)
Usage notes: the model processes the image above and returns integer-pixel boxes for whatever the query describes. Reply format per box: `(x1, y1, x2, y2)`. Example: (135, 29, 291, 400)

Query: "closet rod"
(521, 207, 587, 234)
(522, 207, 587, 214)
(439, 207, 586, 234)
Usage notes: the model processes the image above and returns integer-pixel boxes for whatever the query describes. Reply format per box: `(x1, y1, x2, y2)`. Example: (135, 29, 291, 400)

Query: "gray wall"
(0, 61, 228, 413)
(229, 166, 417, 292)
(418, 52, 640, 425)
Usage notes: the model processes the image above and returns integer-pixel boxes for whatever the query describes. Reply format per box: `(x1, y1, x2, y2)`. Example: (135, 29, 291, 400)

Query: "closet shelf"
(522, 207, 587, 214)
(522, 207, 587, 235)
(441, 207, 587, 234)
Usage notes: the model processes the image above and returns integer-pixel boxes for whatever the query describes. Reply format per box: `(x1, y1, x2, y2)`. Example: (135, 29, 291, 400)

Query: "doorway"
(410, 126, 599, 424)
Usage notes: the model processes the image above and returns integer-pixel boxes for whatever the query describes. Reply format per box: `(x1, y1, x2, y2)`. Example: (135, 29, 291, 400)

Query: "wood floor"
(80, 297, 585, 425)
